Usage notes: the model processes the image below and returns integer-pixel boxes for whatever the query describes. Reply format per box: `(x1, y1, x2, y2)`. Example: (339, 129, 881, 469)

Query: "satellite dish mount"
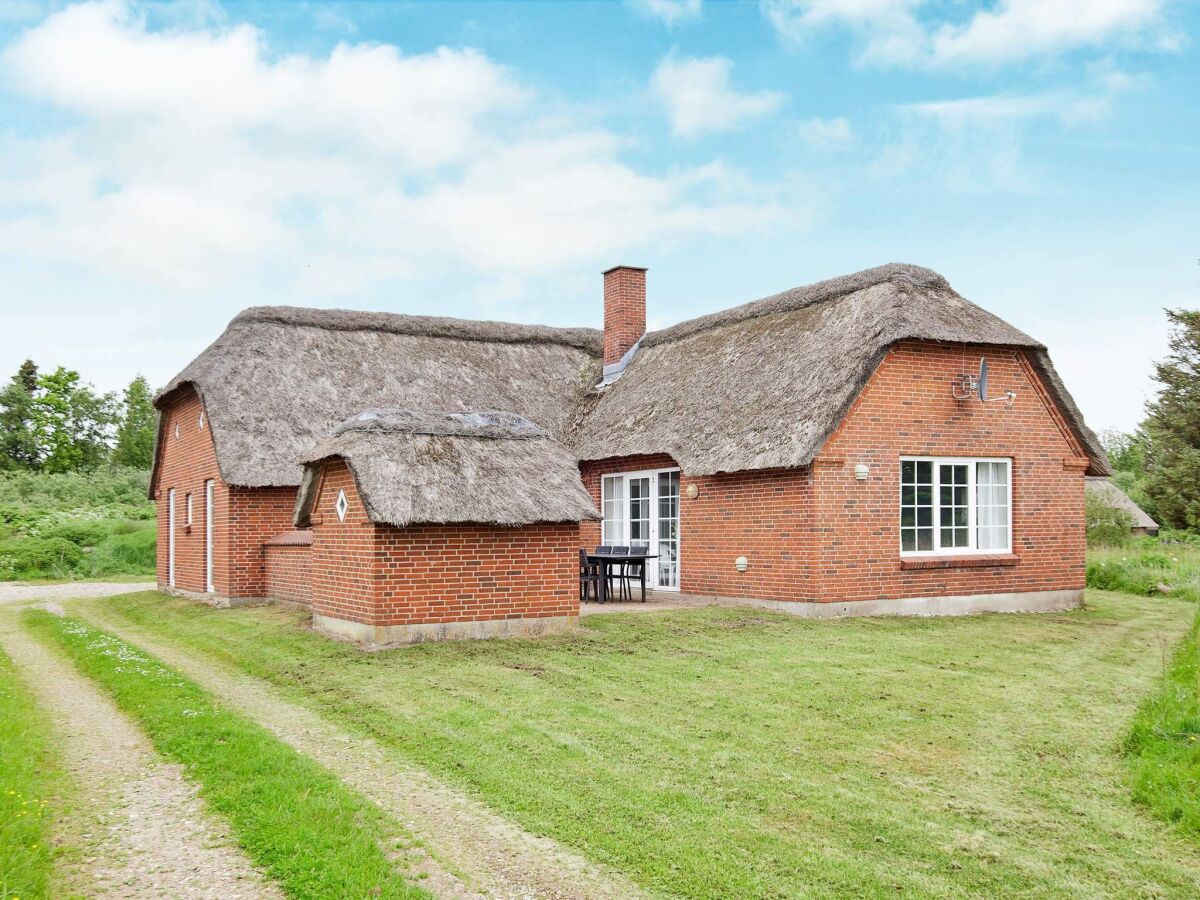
(953, 357, 1016, 407)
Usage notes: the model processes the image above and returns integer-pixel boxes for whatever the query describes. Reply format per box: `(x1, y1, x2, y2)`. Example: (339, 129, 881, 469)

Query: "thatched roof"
(1085, 478, 1158, 531)
(294, 409, 599, 528)
(153, 263, 1108, 496)
(574, 263, 1109, 476)
(152, 306, 602, 490)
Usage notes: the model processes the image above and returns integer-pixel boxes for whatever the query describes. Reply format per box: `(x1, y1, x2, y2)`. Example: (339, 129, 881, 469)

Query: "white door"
(167, 488, 176, 587)
(204, 480, 214, 592)
(601, 469, 681, 591)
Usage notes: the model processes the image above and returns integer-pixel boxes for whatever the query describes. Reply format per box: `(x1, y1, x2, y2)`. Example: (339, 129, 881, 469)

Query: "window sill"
(900, 554, 1018, 571)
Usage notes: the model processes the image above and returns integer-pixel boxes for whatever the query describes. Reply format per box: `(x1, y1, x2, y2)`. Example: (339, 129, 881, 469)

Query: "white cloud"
(761, 0, 1175, 67)
(629, 0, 702, 27)
(0, 1, 783, 294)
(795, 116, 853, 148)
(652, 55, 784, 137)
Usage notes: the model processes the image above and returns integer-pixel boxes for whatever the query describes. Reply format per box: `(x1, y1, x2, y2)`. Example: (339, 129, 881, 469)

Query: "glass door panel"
(628, 477, 651, 544)
(656, 471, 679, 589)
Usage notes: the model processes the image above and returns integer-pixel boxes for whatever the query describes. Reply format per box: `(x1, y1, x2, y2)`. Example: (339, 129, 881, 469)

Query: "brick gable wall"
(154, 386, 298, 600)
(310, 459, 579, 631)
(153, 389, 228, 594)
(812, 341, 1085, 602)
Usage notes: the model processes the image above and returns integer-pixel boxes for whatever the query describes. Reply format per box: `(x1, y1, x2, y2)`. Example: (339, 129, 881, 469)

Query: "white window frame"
(899, 456, 1012, 556)
(185, 492, 193, 526)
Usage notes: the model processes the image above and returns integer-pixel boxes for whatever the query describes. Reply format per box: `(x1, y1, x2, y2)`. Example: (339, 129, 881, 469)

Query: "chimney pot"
(602, 265, 647, 368)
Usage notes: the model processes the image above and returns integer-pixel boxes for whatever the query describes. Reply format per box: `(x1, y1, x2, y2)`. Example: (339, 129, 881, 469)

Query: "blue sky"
(0, 0, 1196, 432)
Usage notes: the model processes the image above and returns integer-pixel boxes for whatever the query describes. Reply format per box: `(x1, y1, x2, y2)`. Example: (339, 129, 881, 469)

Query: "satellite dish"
(978, 358, 989, 403)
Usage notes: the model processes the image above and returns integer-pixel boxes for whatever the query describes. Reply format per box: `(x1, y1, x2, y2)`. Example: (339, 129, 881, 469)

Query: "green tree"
(111, 375, 156, 469)
(0, 360, 41, 470)
(32, 368, 117, 473)
(1144, 308, 1200, 530)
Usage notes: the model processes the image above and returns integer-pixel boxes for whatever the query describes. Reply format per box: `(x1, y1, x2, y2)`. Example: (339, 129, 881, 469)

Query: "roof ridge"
(232, 305, 603, 353)
(643, 262, 948, 348)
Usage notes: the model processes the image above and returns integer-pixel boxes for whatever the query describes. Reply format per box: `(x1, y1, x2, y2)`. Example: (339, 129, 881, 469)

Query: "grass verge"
(0, 645, 63, 900)
(82, 589, 1200, 898)
(1127, 607, 1200, 833)
(22, 610, 428, 900)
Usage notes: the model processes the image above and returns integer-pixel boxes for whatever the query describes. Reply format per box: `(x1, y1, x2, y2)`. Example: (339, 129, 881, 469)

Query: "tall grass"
(1126, 609, 1200, 834)
(1087, 537, 1200, 604)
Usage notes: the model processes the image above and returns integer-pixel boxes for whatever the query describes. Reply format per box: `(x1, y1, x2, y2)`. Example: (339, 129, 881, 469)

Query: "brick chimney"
(602, 265, 647, 368)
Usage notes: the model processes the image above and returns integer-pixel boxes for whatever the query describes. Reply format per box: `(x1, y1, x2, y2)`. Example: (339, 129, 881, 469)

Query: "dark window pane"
(902, 486, 915, 506)
(940, 506, 954, 527)
(954, 486, 967, 506)
(901, 508, 915, 527)
(917, 486, 932, 505)
(917, 461, 932, 483)
(954, 465, 967, 483)
(940, 485, 952, 506)
(901, 529, 915, 551)
(955, 507, 968, 527)
(917, 529, 933, 551)
(902, 460, 915, 482)
(917, 507, 932, 527)
(940, 527, 954, 546)
(953, 527, 969, 547)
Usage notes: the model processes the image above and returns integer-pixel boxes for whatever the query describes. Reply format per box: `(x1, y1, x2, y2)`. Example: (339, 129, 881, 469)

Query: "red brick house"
(151, 263, 1109, 644)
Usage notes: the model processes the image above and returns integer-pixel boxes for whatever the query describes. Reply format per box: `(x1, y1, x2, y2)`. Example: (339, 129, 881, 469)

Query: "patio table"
(586, 552, 659, 603)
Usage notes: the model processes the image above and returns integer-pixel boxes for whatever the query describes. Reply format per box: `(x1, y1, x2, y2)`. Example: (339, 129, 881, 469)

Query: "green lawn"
(24, 611, 429, 900)
(0, 645, 64, 900)
(85, 590, 1200, 898)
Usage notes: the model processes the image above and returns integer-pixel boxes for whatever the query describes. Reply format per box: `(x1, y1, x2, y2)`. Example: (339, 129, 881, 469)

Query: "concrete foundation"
(159, 584, 270, 609)
(313, 613, 579, 648)
(669, 588, 1084, 619)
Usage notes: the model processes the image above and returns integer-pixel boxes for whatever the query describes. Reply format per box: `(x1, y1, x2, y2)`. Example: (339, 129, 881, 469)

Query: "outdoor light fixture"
(735, 555, 749, 572)
(686, 483, 700, 499)
(854, 463, 870, 480)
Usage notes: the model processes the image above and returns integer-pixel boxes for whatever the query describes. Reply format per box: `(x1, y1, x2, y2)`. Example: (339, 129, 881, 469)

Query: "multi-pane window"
(601, 475, 626, 544)
(900, 458, 1011, 554)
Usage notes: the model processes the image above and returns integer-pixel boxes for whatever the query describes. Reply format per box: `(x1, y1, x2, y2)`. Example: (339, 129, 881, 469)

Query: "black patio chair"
(579, 548, 601, 602)
(620, 543, 650, 602)
(608, 546, 631, 600)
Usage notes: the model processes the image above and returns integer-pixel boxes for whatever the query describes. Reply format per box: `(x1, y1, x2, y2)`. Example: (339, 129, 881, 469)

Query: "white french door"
(601, 469, 680, 591)
(167, 488, 176, 587)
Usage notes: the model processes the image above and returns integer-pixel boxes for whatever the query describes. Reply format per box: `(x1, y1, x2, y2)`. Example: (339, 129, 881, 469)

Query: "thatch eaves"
(152, 306, 602, 492)
(294, 409, 600, 528)
(574, 263, 1109, 477)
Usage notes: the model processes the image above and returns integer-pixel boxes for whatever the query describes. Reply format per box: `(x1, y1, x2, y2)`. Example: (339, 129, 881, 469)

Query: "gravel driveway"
(0, 581, 155, 606)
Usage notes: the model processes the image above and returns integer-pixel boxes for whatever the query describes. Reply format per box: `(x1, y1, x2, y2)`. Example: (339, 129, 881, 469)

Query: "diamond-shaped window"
(335, 489, 348, 522)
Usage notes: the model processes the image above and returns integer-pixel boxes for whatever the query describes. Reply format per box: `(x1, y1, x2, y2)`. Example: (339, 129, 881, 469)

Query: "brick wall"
(603, 266, 646, 366)
(153, 388, 227, 594)
(579, 454, 816, 602)
(154, 386, 298, 600)
(579, 341, 1086, 605)
(310, 459, 579, 628)
(813, 341, 1086, 602)
(264, 543, 313, 606)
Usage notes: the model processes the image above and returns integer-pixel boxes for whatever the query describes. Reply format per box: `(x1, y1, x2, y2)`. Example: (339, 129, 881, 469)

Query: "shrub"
(0, 536, 83, 578)
(86, 526, 156, 577)
(42, 519, 114, 547)
(1086, 490, 1134, 547)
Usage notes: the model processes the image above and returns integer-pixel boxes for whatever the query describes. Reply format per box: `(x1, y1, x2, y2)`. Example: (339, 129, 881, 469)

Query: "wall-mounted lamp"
(735, 555, 748, 572)
(686, 483, 700, 500)
(854, 463, 870, 481)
